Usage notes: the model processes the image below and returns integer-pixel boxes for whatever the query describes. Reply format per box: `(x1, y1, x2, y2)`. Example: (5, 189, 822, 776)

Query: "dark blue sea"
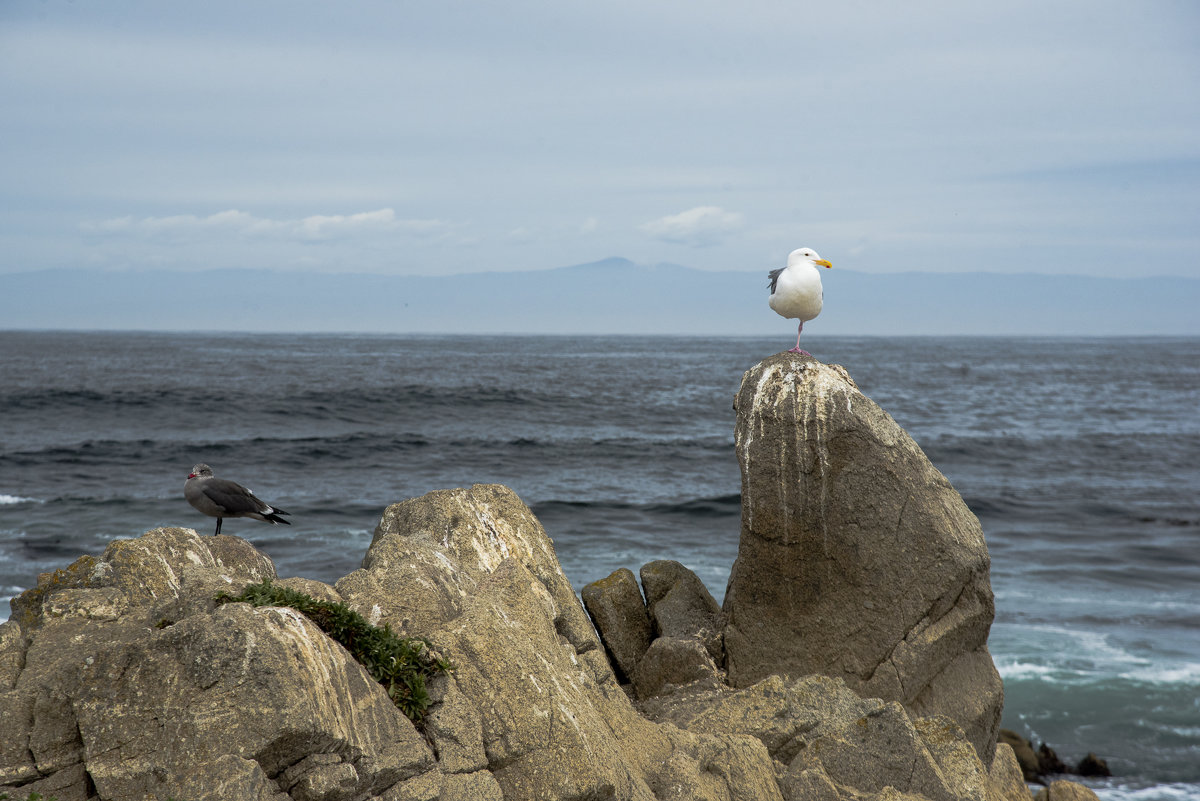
(1, 332, 1197, 800)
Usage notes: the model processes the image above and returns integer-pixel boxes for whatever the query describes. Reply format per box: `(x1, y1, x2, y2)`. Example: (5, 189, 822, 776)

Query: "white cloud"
(639, 206, 744, 246)
(506, 226, 536, 243)
(81, 208, 449, 241)
(6, 3, 1198, 279)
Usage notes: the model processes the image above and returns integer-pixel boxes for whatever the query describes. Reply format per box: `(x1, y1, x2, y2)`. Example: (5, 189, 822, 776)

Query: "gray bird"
(184, 463, 291, 536)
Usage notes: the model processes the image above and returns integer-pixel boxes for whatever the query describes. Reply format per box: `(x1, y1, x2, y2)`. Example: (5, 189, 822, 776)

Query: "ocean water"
(1, 331, 1197, 799)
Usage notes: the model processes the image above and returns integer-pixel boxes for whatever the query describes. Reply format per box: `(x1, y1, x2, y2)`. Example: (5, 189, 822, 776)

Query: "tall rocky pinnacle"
(722, 352, 1005, 764)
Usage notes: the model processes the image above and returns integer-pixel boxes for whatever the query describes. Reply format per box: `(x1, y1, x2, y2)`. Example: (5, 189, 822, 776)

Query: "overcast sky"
(2, 1, 1197, 279)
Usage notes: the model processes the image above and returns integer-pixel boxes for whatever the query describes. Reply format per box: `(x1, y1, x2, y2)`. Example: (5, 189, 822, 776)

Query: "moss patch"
(216, 579, 452, 724)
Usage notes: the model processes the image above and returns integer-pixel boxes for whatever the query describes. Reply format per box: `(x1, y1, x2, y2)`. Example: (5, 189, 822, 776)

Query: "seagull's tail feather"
(249, 506, 291, 525)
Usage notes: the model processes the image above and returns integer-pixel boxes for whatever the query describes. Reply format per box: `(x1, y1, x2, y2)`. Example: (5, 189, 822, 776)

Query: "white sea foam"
(995, 623, 1142, 667)
(1145, 721, 1200, 739)
(1143, 598, 1200, 613)
(0, 494, 42, 505)
(1122, 662, 1200, 686)
(995, 659, 1060, 681)
(992, 622, 1200, 689)
(1095, 782, 1200, 801)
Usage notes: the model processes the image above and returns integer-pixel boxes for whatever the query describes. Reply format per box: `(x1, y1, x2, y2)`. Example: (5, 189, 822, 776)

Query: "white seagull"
(184, 463, 291, 536)
(768, 247, 832, 356)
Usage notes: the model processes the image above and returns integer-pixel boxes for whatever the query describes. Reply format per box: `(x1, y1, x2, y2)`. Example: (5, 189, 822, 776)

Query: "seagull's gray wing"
(201, 477, 274, 516)
(768, 267, 784, 295)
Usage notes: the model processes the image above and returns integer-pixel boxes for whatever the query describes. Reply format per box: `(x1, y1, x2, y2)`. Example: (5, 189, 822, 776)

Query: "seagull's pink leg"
(787, 321, 812, 356)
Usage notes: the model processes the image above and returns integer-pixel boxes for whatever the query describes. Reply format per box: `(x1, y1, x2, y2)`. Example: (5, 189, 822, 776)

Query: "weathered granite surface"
(1034, 780, 1102, 801)
(2, 491, 782, 800)
(723, 353, 1004, 764)
(1, 355, 1107, 800)
(0, 494, 1029, 800)
(581, 567, 652, 683)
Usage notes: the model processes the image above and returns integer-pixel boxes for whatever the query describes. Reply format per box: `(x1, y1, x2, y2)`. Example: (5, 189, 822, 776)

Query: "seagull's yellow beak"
(815, 259, 832, 269)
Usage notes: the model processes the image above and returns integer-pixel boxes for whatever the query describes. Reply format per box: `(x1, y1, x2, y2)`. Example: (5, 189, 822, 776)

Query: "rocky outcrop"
(640, 560, 725, 665)
(988, 744, 1035, 801)
(999, 729, 1042, 781)
(3, 355, 1028, 800)
(581, 567, 652, 682)
(9, 525, 275, 631)
(1034, 780, 1102, 801)
(998, 729, 1111, 785)
(1075, 753, 1111, 777)
(335, 485, 666, 799)
(642, 672, 1002, 801)
(723, 353, 1004, 763)
(2, 481, 1023, 801)
(2, 528, 432, 801)
(5, 490, 809, 800)
(335, 484, 595, 652)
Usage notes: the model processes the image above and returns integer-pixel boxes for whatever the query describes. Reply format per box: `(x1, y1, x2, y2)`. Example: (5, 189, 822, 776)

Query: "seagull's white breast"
(769, 264, 824, 322)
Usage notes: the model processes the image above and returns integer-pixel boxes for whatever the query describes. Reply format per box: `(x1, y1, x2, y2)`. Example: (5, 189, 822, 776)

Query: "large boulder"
(723, 353, 1004, 763)
(642, 672, 993, 801)
(640, 560, 725, 664)
(74, 603, 434, 800)
(337, 484, 785, 801)
(1, 528, 436, 801)
(1034, 780, 1101, 801)
(581, 567, 654, 683)
(999, 729, 1041, 781)
(9, 526, 276, 630)
(988, 743, 1035, 801)
(337, 484, 596, 652)
(632, 636, 721, 699)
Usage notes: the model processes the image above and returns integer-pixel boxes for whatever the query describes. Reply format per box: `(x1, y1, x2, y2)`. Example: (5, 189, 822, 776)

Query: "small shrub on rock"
(216, 579, 452, 723)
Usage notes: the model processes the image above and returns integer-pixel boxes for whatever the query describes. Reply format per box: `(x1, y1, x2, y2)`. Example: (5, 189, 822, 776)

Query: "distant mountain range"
(2, 258, 1197, 336)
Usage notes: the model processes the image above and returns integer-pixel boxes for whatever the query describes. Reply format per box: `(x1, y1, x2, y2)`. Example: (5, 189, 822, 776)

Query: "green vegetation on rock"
(216, 579, 452, 723)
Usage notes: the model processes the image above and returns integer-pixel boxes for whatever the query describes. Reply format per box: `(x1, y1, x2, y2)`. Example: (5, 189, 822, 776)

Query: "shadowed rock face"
(581, 567, 653, 682)
(640, 560, 725, 665)
(723, 353, 1004, 764)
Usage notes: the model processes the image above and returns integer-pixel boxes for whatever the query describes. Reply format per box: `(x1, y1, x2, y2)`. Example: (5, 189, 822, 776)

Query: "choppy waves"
(0, 494, 42, 505)
(2, 332, 1199, 792)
